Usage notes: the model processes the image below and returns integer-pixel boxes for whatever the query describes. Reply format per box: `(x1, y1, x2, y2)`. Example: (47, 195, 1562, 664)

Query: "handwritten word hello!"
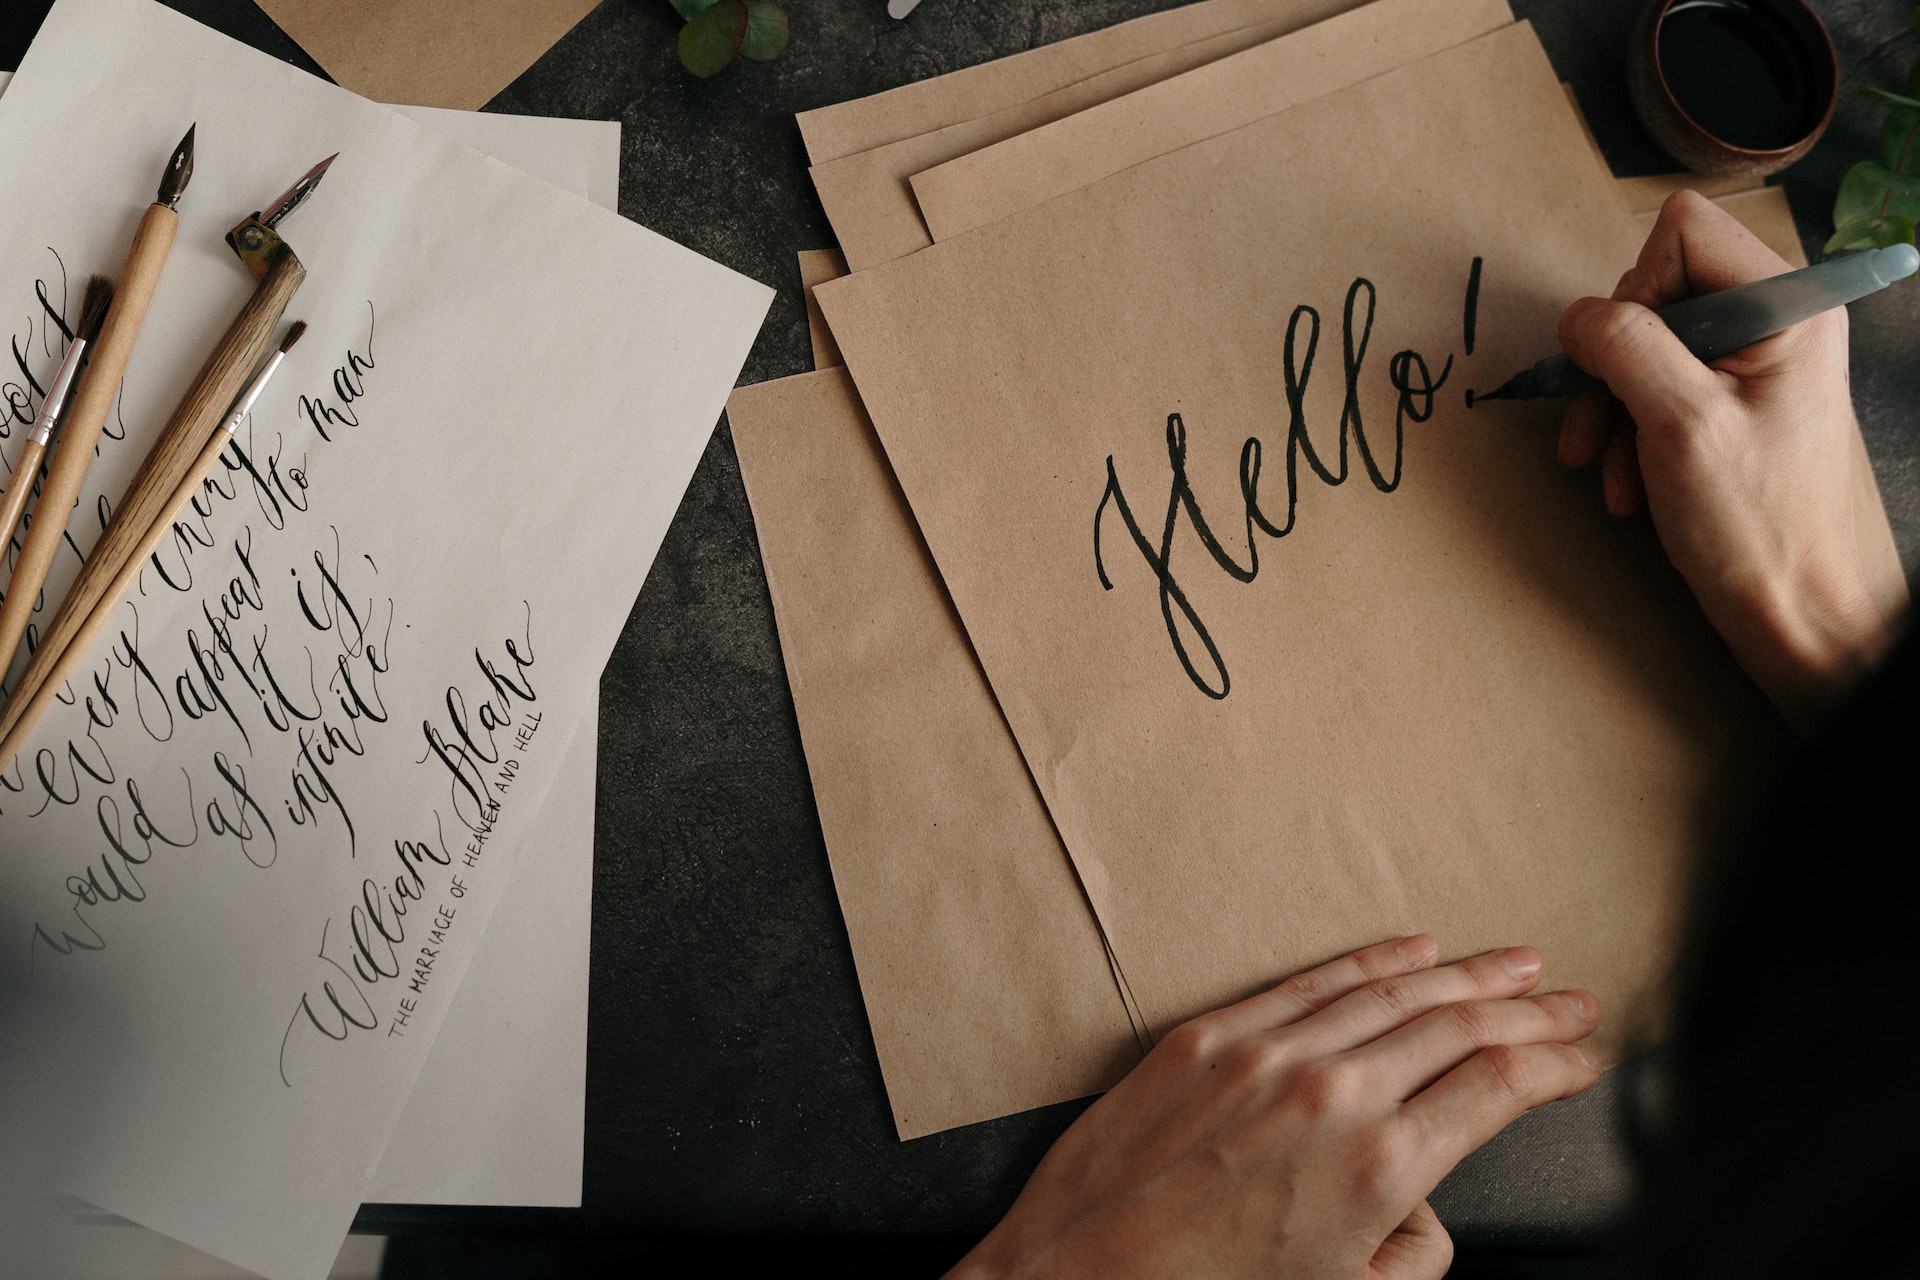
(1093, 274, 1461, 700)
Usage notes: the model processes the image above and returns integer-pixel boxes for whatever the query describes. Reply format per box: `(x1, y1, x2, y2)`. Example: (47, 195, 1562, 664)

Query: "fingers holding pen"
(1557, 388, 1616, 468)
(1556, 294, 1735, 512)
(1621, 189, 1795, 310)
(1555, 345, 1647, 518)
(1559, 295, 1723, 421)
(1600, 421, 1646, 517)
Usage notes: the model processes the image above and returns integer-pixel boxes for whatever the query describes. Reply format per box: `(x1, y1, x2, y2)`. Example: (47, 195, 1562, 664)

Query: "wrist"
(944, 1254, 1006, 1280)
(944, 1221, 1030, 1280)
(1725, 553, 1891, 727)
(945, 1217, 1099, 1280)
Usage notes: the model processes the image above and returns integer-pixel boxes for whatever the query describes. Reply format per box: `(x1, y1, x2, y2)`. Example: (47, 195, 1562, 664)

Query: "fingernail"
(1574, 1045, 1600, 1072)
(1562, 990, 1598, 1020)
(1396, 935, 1438, 968)
(1499, 947, 1541, 979)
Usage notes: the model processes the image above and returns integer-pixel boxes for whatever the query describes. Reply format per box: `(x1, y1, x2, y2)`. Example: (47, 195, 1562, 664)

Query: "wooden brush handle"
(0, 202, 176, 672)
(0, 440, 48, 563)
(0, 426, 235, 765)
(0, 247, 305, 741)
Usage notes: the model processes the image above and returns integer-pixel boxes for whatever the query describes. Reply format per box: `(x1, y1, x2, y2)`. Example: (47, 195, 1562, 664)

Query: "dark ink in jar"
(1658, 0, 1817, 151)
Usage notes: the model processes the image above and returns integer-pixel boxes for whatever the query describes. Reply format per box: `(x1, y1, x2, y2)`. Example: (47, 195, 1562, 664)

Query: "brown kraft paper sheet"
(818, 23, 1793, 1058)
(798, 249, 849, 371)
(798, 0, 1364, 165)
(253, 0, 601, 110)
(907, 0, 1512, 248)
(796, 248, 1156, 1062)
(728, 369, 1146, 1138)
(810, 0, 1367, 272)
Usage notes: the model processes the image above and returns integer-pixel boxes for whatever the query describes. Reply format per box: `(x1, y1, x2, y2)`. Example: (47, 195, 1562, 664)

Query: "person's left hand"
(945, 935, 1600, 1280)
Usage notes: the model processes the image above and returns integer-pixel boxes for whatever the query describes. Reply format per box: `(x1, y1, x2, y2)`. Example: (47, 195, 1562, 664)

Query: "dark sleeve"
(1618, 632, 1920, 1278)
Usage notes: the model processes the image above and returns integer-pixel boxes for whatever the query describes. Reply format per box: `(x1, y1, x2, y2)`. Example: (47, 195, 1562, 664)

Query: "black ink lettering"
(280, 920, 379, 1087)
(207, 752, 277, 869)
(1463, 256, 1483, 356)
(1094, 276, 1455, 698)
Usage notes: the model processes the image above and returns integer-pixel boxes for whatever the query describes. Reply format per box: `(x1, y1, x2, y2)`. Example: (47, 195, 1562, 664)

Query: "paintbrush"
(0, 321, 306, 765)
(0, 275, 114, 561)
(0, 125, 194, 679)
(0, 152, 330, 730)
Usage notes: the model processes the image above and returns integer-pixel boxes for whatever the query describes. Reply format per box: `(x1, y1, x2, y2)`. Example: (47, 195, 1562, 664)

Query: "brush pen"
(0, 275, 113, 559)
(0, 126, 194, 676)
(1476, 243, 1920, 402)
(0, 322, 306, 765)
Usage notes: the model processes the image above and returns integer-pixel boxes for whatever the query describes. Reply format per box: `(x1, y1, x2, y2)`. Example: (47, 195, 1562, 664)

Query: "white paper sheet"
(0, 68, 607, 1227)
(365, 108, 614, 1211)
(0, 63, 609, 1218)
(0, 4, 770, 1279)
(387, 104, 622, 215)
(366, 714, 596, 1208)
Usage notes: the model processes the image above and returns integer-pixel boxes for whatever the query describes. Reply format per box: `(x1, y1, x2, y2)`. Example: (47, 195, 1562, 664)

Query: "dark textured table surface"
(5, 0, 1915, 1263)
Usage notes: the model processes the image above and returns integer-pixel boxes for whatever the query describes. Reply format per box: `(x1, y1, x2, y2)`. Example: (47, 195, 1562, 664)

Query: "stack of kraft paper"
(727, 0, 1908, 1141)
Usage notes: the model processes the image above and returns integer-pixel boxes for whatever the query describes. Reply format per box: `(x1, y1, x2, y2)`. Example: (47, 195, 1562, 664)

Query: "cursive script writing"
(278, 607, 538, 1087)
(15, 306, 391, 977)
(1093, 275, 1456, 699)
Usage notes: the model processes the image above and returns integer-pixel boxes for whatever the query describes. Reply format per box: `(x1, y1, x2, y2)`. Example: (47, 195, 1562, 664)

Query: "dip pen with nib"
(0, 151, 336, 745)
(0, 126, 194, 678)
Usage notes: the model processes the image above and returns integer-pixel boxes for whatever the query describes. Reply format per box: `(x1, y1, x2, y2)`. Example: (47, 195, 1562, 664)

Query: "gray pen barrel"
(1490, 244, 1917, 401)
(1658, 244, 1917, 363)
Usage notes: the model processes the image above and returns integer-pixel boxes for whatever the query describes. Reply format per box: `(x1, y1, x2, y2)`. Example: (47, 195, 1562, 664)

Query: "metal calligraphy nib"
(258, 152, 338, 231)
(155, 123, 195, 207)
(225, 152, 339, 279)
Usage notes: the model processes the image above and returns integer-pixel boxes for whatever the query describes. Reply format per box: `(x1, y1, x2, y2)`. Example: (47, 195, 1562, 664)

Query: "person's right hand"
(1556, 190, 1893, 725)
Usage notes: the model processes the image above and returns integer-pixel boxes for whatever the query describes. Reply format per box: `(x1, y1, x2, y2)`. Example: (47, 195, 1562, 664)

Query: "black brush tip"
(77, 275, 114, 345)
(157, 123, 195, 207)
(1476, 371, 1527, 403)
(279, 320, 308, 354)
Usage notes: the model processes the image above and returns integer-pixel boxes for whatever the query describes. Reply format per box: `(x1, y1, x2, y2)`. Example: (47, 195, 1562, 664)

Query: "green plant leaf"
(670, 0, 719, 19)
(1824, 213, 1916, 253)
(678, 0, 747, 77)
(1860, 84, 1920, 110)
(1882, 106, 1920, 173)
(1906, 55, 1920, 98)
(1834, 159, 1920, 229)
(1912, 4, 1920, 36)
(741, 0, 791, 60)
